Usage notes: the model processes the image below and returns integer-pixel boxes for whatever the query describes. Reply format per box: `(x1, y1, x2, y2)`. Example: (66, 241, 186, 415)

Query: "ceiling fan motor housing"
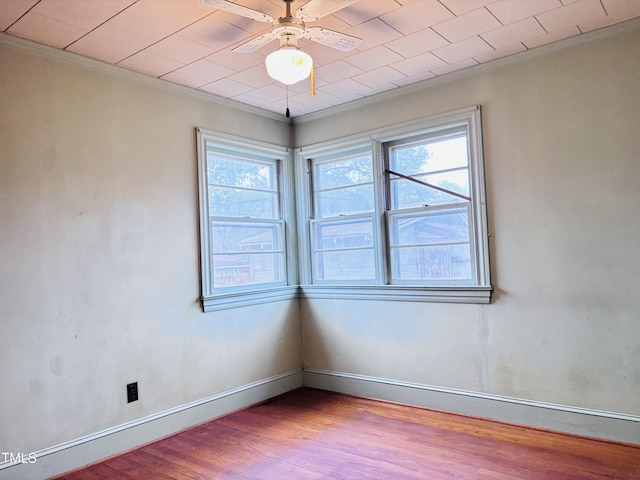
(272, 16, 306, 48)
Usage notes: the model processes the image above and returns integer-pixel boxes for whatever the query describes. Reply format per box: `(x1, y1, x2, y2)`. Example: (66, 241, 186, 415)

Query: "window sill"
(201, 284, 493, 311)
(202, 286, 300, 312)
(299, 285, 492, 304)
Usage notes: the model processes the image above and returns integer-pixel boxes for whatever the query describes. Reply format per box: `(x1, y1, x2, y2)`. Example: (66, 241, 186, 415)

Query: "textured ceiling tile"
(169, 58, 235, 82)
(314, 60, 364, 83)
(177, 15, 248, 51)
(289, 88, 338, 108)
(348, 18, 403, 48)
(602, 0, 640, 15)
(487, 0, 562, 25)
(298, 41, 348, 67)
(0, 0, 39, 31)
(381, 0, 454, 35)
(319, 78, 372, 97)
(580, 0, 640, 31)
(199, 77, 254, 97)
(67, 23, 154, 63)
(30, 0, 136, 29)
(432, 7, 503, 43)
(536, 0, 606, 32)
(226, 64, 272, 88)
(244, 83, 287, 102)
(474, 42, 526, 63)
(392, 70, 436, 87)
(285, 73, 325, 95)
(231, 92, 271, 107)
(431, 58, 478, 76)
(161, 70, 207, 88)
(117, 50, 184, 77)
(326, 93, 366, 106)
(333, 0, 401, 26)
(206, 48, 264, 72)
(352, 65, 407, 88)
(522, 25, 581, 49)
(481, 17, 547, 49)
(146, 34, 215, 64)
(432, 36, 494, 64)
(343, 45, 404, 71)
(386, 27, 449, 57)
(438, 0, 499, 15)
(109, 0, 208, 42)
(8, 12, 85, 48)
(390, 51, 448, 76)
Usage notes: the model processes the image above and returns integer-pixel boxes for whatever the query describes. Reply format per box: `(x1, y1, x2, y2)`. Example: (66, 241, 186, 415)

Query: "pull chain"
(285, 85, 290, 118)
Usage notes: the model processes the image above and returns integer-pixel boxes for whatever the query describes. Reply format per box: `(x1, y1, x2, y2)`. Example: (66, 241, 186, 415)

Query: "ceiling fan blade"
(199, 0, 274, 23)
(232, 32, 277, 53)
(305, 27, 362, 52)
(295, 0, 361, 22)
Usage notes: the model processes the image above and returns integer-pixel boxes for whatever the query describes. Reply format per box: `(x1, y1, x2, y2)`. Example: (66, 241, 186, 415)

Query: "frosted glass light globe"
(265, 47, 313, 85)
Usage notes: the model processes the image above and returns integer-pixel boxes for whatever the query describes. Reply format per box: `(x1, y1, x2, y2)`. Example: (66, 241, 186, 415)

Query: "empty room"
(1, 1, 639, 478)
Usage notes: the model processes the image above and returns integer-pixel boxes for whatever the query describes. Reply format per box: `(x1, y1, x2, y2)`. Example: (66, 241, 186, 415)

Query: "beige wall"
(297, 26, 640, 416)
(0, 41, 300, 454)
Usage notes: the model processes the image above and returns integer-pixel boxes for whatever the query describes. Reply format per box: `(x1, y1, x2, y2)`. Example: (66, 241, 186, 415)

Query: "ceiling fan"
(200, 0, 363, 86)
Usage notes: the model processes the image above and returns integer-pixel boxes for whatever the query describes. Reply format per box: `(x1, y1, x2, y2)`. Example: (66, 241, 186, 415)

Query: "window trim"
(196, 128, 298, 312)
(294, 105, 492, 303)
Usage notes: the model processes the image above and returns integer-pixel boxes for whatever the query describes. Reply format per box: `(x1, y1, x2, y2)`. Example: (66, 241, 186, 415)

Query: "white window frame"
(295, 106, 492, 304)
(196, 128, 298, 312)
(307, 145, 383, 285)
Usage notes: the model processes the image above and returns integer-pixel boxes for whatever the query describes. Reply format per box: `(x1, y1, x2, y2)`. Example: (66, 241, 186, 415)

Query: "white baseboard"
(303, 368, 640, 445)
(0, 369, 303, 480)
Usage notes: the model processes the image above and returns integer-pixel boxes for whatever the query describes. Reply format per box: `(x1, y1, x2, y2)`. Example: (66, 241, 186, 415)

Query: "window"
(197, 129, 297, 311)
(296, 106, 491, 303)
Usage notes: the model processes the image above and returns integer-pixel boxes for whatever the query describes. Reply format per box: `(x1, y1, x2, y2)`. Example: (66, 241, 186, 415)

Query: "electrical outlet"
(126, 382, 138, 403)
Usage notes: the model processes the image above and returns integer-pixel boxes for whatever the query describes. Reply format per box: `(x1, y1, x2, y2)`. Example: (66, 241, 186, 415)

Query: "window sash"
(310, 213, 380, 284)
(386, 203, 477, 285)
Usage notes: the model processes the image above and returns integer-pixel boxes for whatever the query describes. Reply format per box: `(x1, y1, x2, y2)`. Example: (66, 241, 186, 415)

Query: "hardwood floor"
(53, 388, 640, 479)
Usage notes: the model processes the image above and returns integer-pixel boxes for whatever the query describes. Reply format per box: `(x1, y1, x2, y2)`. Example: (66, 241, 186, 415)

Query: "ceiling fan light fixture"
(265, 47, 313, 85)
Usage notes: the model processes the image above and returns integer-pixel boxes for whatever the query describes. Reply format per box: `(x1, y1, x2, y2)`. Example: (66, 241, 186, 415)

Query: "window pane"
(212, 253, 284, 286)
(207, 153, 275, 190)
(314, 153, 372, 189)
(211, 222, 282, 252)
(390, 134, 468, 175)
(314, 249, 376, 281)
(316, 184, 374, 217)
(209, 186, 278, 219)
(389, 207, 472, 282)
(390, 132, 469, 209)
(314, 218, 374, 250)
(312, 218, 377, 282)
(391, 244, 472, 282)
(389, 209, 469, 246)
(212, 221, 283, 287)
(390, 170, 469, 208)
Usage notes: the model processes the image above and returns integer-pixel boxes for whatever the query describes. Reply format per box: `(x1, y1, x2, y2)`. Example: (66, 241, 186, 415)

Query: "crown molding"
(0, 32, 291, 124)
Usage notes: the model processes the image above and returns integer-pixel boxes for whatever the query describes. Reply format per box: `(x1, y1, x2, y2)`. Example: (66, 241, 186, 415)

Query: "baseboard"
(0, 369, 303, 480)
(303, 368, 640, 445)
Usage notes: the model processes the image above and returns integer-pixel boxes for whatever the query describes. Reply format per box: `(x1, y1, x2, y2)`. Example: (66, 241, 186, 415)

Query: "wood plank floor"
(53, 388, 640, 479)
